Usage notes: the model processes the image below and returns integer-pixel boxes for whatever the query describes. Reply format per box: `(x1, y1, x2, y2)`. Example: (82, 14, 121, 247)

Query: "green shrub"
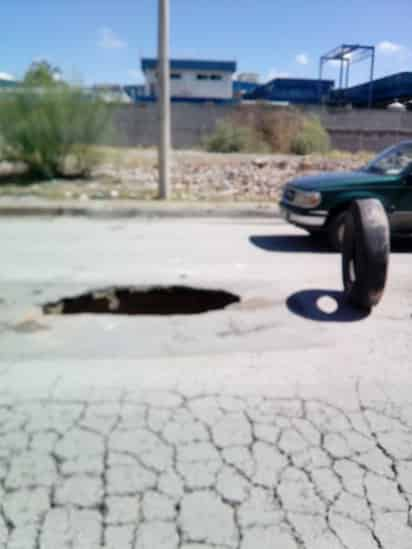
(290, 116, 330, 155)
(204, 121, 269, 153)
(231, 105, 304, 154)
(0, 87, 113, 178)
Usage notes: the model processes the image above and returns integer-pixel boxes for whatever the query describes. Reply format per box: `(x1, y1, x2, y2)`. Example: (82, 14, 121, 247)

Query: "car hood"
(287, 170, 399, 191)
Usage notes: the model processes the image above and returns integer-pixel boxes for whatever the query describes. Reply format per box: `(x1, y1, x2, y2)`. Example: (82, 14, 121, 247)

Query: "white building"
(141, 58, 237, 100)
(237, 73, 259, 84)
(91, 85, 132, 103)
(0, 72, 18, 89)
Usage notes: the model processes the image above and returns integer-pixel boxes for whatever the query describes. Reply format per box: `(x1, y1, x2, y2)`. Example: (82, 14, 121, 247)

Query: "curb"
(0, 200, 281, 220)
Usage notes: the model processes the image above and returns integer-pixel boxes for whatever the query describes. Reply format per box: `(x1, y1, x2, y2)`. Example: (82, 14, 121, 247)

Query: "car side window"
(371, 145, 412, 175)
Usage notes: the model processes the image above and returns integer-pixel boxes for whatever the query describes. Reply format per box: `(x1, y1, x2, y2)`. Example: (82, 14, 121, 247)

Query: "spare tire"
(342, 199, 390, 310)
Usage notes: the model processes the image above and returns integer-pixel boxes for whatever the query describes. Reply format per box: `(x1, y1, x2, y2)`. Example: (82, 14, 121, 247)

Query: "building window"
(171, 73, 182, 80)
(196, 74, 223, 81)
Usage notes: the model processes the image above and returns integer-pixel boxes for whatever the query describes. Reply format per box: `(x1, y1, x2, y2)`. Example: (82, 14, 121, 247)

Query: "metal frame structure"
(319, 44, 375, 107)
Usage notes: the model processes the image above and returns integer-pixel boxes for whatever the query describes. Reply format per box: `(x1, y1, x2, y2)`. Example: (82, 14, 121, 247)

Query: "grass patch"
(203, 121, 270, 154)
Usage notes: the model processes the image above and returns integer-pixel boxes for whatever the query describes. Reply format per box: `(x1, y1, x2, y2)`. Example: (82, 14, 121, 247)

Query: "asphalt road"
(1, 217, 412, 549)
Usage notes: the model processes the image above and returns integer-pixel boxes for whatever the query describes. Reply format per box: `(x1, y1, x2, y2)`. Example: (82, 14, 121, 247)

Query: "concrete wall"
(113, 102, 233, 148)
(112, 103, 412, 152)
(315, 108, 412, 152)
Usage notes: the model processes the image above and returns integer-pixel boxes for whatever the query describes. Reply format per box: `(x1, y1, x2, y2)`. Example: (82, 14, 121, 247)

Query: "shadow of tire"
(286, 289, 370, 322)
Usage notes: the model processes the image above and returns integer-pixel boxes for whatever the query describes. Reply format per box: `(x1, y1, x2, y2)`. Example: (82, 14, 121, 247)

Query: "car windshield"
(364, 143, 412, 175)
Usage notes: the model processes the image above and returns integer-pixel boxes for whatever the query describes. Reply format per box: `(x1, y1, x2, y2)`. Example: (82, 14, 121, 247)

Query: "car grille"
(284, 188, 296, 203)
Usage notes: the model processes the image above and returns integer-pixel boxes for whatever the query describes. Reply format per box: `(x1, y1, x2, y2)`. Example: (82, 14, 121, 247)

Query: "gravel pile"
(0, 153, 370, 202)
(90, 154, 368, 201)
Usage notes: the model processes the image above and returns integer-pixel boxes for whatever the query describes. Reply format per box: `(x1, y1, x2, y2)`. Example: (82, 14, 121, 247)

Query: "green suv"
(280, 141, 412, 250)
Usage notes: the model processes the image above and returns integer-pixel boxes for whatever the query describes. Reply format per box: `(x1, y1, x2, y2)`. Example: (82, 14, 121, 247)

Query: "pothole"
(43, 285, 241, 316)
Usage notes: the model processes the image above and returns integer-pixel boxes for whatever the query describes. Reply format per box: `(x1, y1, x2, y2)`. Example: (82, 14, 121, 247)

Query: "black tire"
(327, 211, 347, 251)
(342, 199, 390, 310)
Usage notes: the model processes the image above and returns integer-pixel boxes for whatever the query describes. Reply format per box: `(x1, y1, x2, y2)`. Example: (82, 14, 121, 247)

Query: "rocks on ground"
(0, 152, 370, 202)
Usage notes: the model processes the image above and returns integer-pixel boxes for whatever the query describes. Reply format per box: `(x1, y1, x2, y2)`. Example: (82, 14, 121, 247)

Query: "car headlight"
(293, 190, 322, 209)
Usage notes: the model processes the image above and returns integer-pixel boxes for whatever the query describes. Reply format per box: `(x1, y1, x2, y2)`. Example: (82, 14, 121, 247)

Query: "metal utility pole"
(158, 0, 171, 199)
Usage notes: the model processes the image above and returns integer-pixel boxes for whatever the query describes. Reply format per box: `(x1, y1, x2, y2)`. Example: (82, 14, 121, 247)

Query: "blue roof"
(245, 78, 335, 104)
(329, 71, 412, 107)
(141, 58, 237, 73)
(233, 80, 258, 95)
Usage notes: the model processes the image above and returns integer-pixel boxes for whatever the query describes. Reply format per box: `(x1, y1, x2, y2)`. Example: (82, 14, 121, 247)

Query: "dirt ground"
(0, 148, 372, 202)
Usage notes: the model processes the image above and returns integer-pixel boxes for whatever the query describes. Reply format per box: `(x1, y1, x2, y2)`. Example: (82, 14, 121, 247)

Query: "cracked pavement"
(2, 218, 412, 548)
(2, 385, 412, 549)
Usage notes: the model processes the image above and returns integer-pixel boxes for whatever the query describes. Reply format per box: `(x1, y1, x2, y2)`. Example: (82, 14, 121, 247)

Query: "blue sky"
(2, 0, 412, 86)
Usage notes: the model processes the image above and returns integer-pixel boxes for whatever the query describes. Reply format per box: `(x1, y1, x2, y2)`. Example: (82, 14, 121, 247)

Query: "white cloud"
(296, 53, 309, 65)
(377, 41, 403, 55)
(98, 27, 126, 49)
(267, 69, 290, 80)
(374, 41, 412, 77)
(0, 72, 15, 81)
